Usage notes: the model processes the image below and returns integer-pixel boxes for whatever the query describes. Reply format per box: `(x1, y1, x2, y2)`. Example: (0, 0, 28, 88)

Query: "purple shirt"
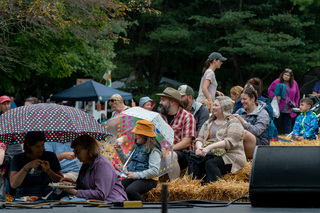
(313, 81, 320, 93)
(76, 154, 128, 202)
(267, 78, 300, 118)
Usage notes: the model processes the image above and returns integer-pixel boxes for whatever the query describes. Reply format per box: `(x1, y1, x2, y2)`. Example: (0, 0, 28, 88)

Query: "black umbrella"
(299, 66, 320, 97)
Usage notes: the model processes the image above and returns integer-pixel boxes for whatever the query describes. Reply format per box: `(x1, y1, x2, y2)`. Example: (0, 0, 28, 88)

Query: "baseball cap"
(178, 85, 194, 96)
(208, 52, 227, 61)
(0, 96, 11, 103)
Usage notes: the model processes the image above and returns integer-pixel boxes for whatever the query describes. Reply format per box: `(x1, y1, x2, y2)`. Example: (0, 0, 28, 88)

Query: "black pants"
(188, 153, 231, 183)
(121, 179, 158, 201)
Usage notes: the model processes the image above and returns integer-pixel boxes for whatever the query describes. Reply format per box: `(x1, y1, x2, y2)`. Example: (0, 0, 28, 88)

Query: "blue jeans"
(274, 113, 293, 134)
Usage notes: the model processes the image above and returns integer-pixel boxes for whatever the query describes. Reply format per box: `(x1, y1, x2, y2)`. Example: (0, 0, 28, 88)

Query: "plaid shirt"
(161, 107, 196, 151)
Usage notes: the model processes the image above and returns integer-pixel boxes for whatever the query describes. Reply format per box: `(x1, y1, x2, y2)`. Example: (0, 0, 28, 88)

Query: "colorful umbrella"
(102, 107, 174, 177)
(0, 103, 105, 144)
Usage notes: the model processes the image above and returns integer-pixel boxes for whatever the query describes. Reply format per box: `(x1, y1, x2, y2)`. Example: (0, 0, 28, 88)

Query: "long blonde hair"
(133, 136, 161, 154)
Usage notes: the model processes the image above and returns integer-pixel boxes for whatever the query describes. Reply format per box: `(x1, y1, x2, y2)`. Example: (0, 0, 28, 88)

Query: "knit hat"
(215, 96, 234, 118)
(139, 97, 155, 110)
(132, 120, 156, 137)
(0, 96, 11, 104)
(156, 87, 184, 107)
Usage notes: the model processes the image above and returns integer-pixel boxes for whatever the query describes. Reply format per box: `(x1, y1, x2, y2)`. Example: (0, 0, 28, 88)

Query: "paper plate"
(49, 183, 75, 189)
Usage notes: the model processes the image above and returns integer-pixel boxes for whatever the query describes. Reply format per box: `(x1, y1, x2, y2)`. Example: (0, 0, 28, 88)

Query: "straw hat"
(132, 120, 156, 137)
(156, 87, 184, 107)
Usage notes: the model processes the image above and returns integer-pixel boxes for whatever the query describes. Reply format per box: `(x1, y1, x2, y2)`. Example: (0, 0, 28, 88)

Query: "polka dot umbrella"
(102, 107, 174, 177)
(0, 104, 105, 144)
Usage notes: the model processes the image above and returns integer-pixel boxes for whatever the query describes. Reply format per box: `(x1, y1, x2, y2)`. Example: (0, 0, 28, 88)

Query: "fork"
(41, 189, 55, 200)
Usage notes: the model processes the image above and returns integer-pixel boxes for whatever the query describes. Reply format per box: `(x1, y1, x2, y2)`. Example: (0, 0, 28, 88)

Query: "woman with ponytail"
(196, 52, 227, 110)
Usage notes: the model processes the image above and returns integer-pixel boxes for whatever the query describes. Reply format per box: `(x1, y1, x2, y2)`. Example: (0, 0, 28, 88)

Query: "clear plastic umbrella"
(102, 107, 174, 177)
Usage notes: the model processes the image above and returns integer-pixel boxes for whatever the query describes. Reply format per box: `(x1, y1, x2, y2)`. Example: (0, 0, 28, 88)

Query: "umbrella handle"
(122, 147, 137, 173)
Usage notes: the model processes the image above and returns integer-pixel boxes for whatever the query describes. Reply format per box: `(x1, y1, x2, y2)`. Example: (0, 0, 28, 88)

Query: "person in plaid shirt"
(157, 87, 196, 180)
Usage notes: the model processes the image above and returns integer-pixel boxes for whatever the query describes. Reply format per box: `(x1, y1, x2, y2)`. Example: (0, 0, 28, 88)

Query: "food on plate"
(59, 181, 76, 186)
(21, 196, 39, 202)
(49, 181, 76, 187)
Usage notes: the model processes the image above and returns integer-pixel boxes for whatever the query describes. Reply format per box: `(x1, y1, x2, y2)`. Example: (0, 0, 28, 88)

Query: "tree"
(114, 0, 320, 95)
(0, 0, 156, 95)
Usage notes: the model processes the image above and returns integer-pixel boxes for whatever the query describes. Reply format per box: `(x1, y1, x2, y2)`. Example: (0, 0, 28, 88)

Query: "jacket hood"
(250, 100, 266, 116)
(216, 96, 234, 118)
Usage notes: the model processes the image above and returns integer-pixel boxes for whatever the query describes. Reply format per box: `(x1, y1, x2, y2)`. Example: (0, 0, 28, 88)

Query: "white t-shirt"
(196, 69, 217, 102)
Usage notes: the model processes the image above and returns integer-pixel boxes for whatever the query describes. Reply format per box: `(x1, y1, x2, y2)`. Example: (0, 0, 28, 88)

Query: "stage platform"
(2, 201, 319, 213)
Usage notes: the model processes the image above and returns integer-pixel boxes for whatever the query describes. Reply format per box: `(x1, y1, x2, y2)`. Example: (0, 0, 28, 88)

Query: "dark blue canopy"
(51, 80, 133, 102)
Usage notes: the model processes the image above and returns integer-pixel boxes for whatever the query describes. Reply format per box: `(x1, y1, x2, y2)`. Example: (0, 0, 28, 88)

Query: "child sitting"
(292, 98, 319, 141)
(114, 120, 161, 201)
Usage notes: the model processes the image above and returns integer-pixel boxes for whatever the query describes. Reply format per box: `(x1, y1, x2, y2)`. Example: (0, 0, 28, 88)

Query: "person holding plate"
(10, 131, 63, 200)
(60, 135, 128, 202)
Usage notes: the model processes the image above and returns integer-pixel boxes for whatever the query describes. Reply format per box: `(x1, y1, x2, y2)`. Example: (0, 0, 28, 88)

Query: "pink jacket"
(267, 78, 300, 118)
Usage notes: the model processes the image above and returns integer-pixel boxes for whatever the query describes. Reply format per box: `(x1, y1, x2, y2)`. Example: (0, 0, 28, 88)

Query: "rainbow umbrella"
(0, 103, 105, 144)
(102, 107, 174, 177)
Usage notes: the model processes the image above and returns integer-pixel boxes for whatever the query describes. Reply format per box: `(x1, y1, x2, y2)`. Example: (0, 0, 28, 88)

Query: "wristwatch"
(243, 120, 248, 126)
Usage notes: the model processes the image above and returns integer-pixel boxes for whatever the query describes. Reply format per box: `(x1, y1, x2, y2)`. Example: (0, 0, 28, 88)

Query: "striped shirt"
(161, 107, 196, 151)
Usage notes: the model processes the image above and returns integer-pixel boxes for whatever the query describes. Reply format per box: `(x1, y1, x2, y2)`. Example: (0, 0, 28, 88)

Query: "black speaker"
(249, 146, 320, 207)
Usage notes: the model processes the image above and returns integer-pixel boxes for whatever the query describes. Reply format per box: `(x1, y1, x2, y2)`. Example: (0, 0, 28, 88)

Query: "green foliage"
(291, 0, 320, 11)
(114, 0, 320, 97)
(0, 0, 157, 95)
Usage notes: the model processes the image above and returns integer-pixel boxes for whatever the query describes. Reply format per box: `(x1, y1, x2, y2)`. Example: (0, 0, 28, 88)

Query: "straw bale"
(143, 176, 249, 202)
(143, 176, 203, 202)
(107, 137, 320, 202)
(221, 160, 252, 182)
(271, 140, 320, 146)
(198, 180, 249, 201)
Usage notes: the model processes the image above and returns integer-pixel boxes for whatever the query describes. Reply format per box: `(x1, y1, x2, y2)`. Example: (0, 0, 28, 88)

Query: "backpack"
(239, 107, 277, 141)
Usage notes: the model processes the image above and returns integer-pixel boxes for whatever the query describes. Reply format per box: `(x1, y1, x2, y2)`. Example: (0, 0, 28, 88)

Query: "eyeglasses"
(109, 99, 119, 103)
(285, 68, 292, 73)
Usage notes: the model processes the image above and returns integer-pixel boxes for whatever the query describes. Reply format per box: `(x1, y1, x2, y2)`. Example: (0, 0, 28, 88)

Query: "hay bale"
(271, 140, 320, 146)
(143, 176, 203, 202)
(120, 138, 320, 202)
(221, 160, 252, 182)
(198, 180, 249, 201)
(143, 175, 249, 202)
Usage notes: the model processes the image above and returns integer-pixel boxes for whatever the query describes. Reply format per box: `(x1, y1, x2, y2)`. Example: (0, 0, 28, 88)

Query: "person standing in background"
(196, 52, 227, 111)
(267, 68, 300, 135)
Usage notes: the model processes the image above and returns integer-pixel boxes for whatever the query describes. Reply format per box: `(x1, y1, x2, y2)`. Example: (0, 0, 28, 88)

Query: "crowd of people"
(0, 51, 319, 203)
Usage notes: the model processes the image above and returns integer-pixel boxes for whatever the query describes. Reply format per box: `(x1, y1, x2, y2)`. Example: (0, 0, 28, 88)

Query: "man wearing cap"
(196, 52, 227, 110)
(178, 85, 209, 137)
(157, 87, 196, 180)
(0, 95, 11, 115)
